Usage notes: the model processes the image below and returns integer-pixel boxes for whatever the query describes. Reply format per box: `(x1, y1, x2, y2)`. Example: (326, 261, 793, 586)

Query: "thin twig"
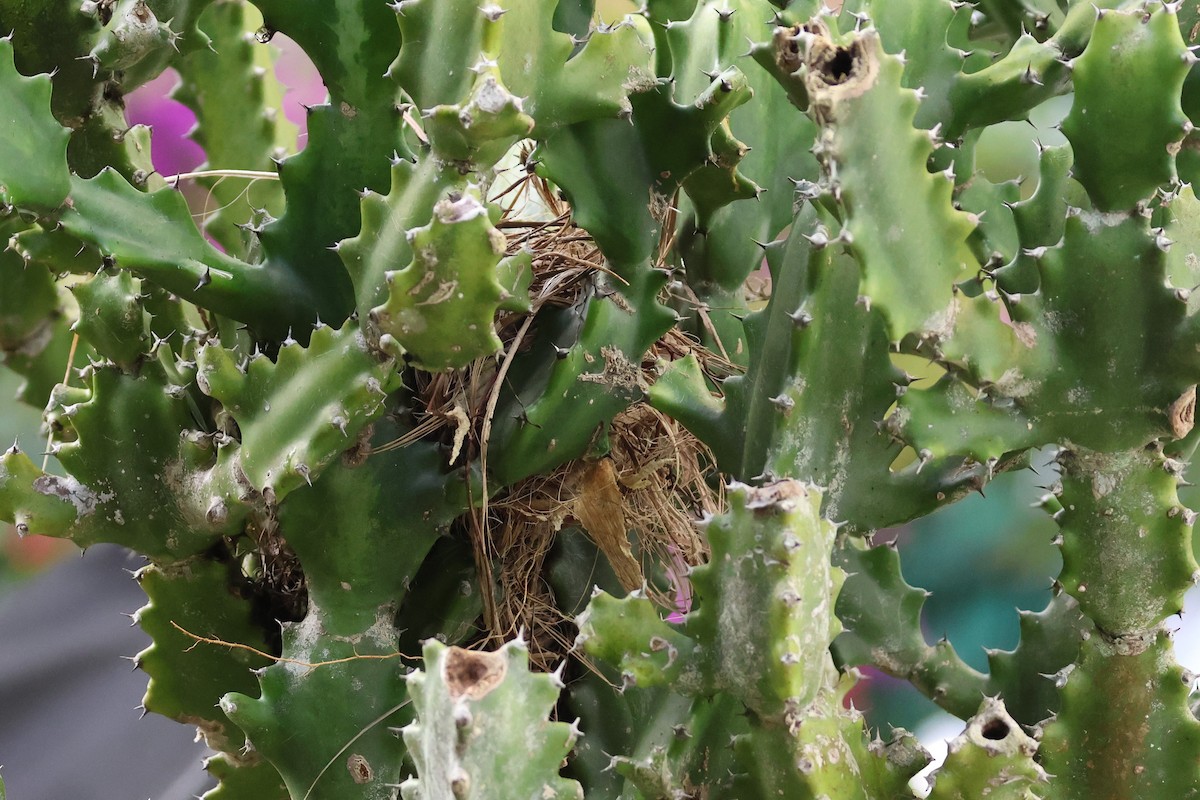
(475, 310, 539, 642)
(169, 621, 416, 669)
(162, 169, 280, 186)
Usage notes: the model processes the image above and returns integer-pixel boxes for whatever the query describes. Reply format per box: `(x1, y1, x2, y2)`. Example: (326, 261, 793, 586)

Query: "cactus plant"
(3, 0, 1200, 797)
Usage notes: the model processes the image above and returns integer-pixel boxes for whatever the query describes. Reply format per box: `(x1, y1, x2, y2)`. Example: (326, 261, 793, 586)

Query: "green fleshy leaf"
(135, 559, 273, 754)
(369, 186, 511, 371)
(200, 752, 288, 800)
(197, 323, 399, 499)
(0, 36, 71, 210)
(1062, 6, 1190, 211)
(800, 25, 979, 341)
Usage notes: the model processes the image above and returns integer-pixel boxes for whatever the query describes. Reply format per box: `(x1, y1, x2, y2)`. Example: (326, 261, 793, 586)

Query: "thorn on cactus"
(790, 308, 813, 328)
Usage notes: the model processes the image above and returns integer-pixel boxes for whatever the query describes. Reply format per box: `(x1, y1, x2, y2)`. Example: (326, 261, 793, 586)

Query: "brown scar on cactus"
(444, 646, 506, 699)
(1167, 384, 1195, 439)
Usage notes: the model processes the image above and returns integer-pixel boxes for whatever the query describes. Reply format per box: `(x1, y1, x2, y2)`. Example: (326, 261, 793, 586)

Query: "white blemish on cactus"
(32, 474, 97, 517)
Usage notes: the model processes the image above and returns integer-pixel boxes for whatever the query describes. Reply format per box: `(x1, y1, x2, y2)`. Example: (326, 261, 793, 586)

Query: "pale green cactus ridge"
(0, 36, 71, 209)
(69, 268, 149, 368)
(730, 675, 928, 799)
(200, 752, 289, 800)
(0, 361, 250, 560)
(388, 0, 493, 113)
(392, 0, 655, 135)
(582, 482, 842, 720)
(133, 560, 275, 756)
(1053, 446, 1197, 635)
(992, 144, 1076, 296)
(840, 534, 1094, 729)
(498, 4, 654, 133)
(1159, 183, 1200, 316)
(936, 288, 1032, 385)
(1038, 633, 1200, 800)
(957, 175, 1021, 270)
(86, 0, 191, 84)
(0, 444, 84, 536)
(925, 698, 1049, 800)
(898, 375, 1037, 462)
(1061, 5, 1191, 212)
(393, 2, 534, 163)
(495, 249, 532, 312)
(833, 537, 990, 720)
(172, 0, 292, 258)
(95, 0, 227, 84)
(400, 639, 583, 800)
(370, 184, 512, 371)
(339, 156, 458, 318)
(421, 73, 534, 166)
(865, 0, 972, 131)
(945, 33, 1069, 139)
(197, 323, 399, 499)
(801, 27, 979, 342)
(575, 590, 701, 691)
(941, 0, 1126, 140)
(689, 480, 842, 717)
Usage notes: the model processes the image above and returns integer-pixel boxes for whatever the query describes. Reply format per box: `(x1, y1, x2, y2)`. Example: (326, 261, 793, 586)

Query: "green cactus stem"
(400, 639, 582, 800)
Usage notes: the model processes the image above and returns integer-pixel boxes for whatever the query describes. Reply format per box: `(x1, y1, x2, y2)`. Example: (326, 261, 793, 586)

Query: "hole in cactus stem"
(824, 46, 858, 82)
(980, 718, 1010, 740)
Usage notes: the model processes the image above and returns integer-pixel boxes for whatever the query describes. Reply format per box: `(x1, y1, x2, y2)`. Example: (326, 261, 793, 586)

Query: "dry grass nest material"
(255, 159, 732, 670)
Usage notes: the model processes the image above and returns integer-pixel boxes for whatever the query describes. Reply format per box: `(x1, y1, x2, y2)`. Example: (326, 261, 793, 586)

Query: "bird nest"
(251, 153, 730, 669)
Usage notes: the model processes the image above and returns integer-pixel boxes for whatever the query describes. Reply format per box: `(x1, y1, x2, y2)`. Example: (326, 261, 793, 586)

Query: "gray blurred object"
(0, 545, 215, 798)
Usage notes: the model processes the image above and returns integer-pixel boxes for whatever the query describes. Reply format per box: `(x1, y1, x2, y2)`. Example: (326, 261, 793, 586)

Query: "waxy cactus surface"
(2, 0, 1200, 797)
